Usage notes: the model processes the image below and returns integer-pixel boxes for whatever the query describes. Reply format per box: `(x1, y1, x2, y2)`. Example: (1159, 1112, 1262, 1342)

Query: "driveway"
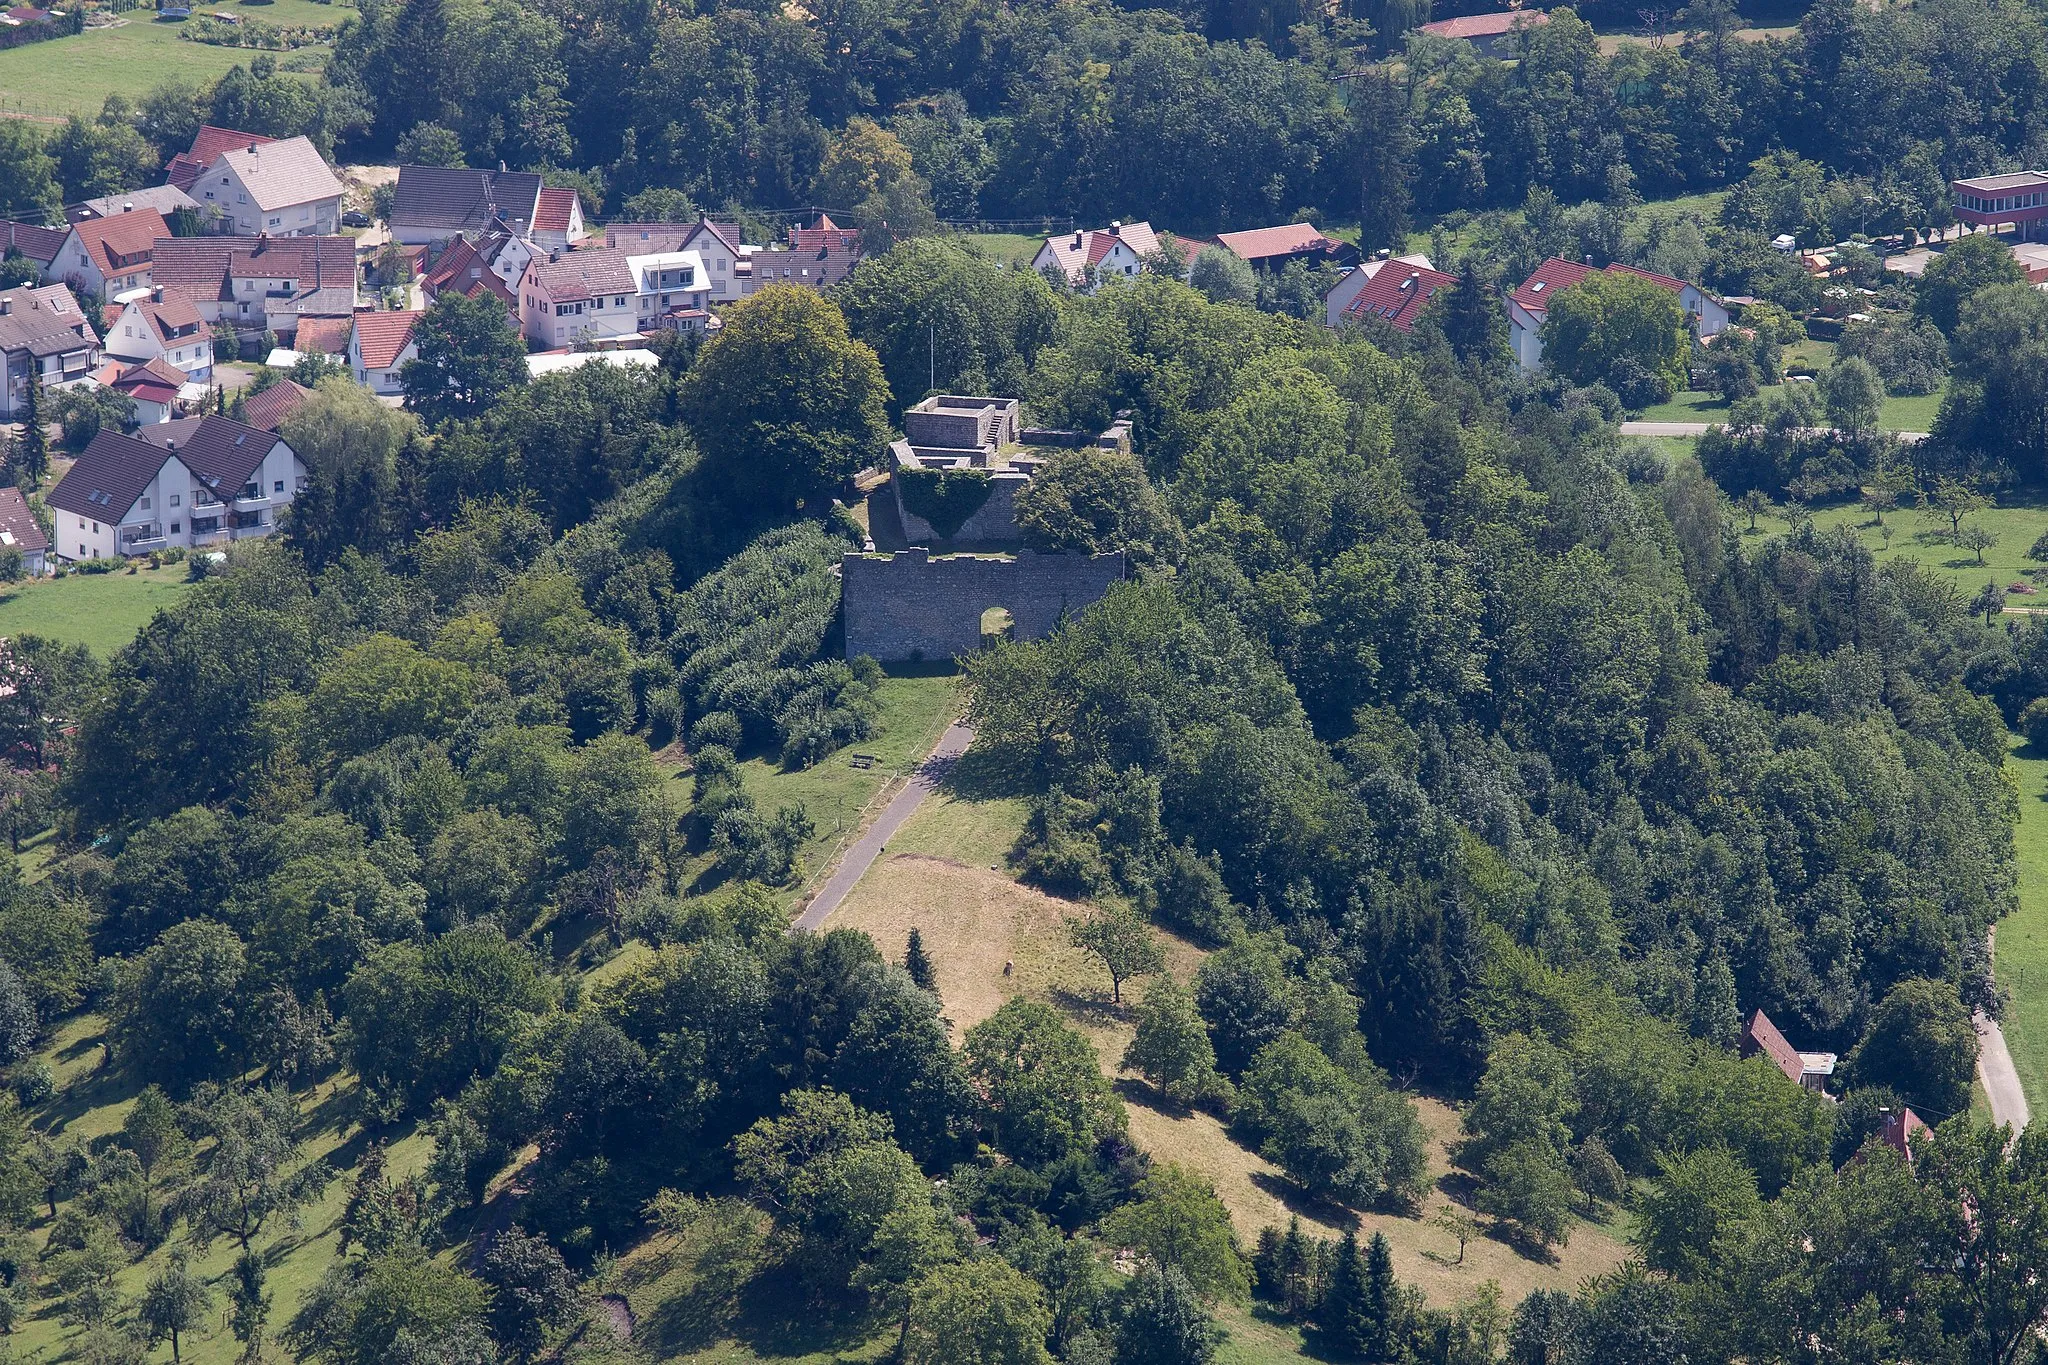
(1981, 932, 2031, 1131)
(793, 721, 974, 931)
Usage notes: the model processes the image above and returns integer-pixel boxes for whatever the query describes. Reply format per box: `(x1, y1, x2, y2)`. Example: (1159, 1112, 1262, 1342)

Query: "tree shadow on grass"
(726, 1266, 884, 1362)
(33, 1054, 137, 1138)
(938, 743, 1019, 804)
(1480, 1217, 1563, 1266)
(1047, 986, 1127, 1031)
(1248, 1171, 1361, 1231)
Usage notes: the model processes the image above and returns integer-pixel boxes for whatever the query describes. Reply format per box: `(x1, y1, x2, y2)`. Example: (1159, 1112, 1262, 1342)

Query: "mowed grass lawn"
(0, 0, 342, 120)
(1998, 735, 2048, 1112)
(955, 231, 1045, 267)
(0, 563, 191, 654)
(1735, 498, 2048, 603)
(1633, 384, 1945, 434)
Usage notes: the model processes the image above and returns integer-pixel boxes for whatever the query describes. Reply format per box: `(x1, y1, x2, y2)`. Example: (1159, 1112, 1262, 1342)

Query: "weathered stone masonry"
(842, 549, 1126, 662)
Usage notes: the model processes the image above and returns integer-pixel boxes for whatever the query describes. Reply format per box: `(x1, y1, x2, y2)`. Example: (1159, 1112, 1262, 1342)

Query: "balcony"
(118, 525, 166, 553)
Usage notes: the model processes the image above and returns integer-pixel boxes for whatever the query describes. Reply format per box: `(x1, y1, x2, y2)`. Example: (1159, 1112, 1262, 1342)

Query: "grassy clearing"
(1997, 735, 2048, 1111)
(1741, 497, 2048, 603)
(0, 563, 192, 655)
(10, 1010, 433, 1364)
(955, 232, 1045, 268)
(0, 0, 343, 119)
(1632, 383, 1944, 433)
(832, 793, 1634, 1319)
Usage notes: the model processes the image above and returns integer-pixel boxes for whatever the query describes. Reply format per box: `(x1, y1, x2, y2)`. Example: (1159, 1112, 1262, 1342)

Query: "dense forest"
(4, 0, 2048, 1356)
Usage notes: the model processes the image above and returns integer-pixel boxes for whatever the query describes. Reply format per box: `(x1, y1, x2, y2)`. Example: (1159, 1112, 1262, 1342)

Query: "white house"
(530, 186, 586, 253)
(1033, 221, 1194, 290)
(47, 414, 305, 561)
(98, 356, 187, 426)
(190, 136, 344, 237)
(0, 283, 99, 419)
(604, 219, 757, 303)
(625, 250, 714, 333)
(0, 486, 49, 576)
(388, 166, 545, 246)
(1507, 256, 1729, 369)
(50, 207, 170, 300)
(350, 310, 421, 395)
(1321, 253, 1435, 328)
(105, 290, 212, 381)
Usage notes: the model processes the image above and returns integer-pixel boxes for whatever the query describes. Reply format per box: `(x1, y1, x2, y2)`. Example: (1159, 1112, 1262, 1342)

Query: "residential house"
(1214, 223, 1359, 274)
(350, 310, 421, 394)
(1322, 253, 1435, 327)
(0, 486, 49, 576)
(165, 125, 271, 195)
(1417, 8, 1548, 55)
(625, 250, 714, 334)
(48, 414, 304, 560)
(149, 236, 356, 343)
(67, 185, 199, 225)
(603, 218, 758, 302)
(50, 207, 170, 299)
(188, 136, 344, 237)
(1739, 1009, 1836, 1093)
(0, 220, 67, 281)
(100, 356, 188, 425)
(104, 290, 212, 381)
(1338, 260, 1457, 332)
(751, 214, 862, 289)
(530, 186, 585, 253)
(420, 232, 526, 319)
(1031, 221, 1193, 290)
(388, 165, 545, 246)
(1507, 256, 1730, 368)
(0, 282, 98, 419)
(239, 378, 309, 433)
(1874, 1107, 1929, 1163)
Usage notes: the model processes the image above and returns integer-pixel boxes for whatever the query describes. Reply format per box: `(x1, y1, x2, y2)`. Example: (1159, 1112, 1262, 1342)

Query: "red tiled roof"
(167, 126, 273, 193)
(1419, 8, 1547, 37)
(533, 186, 579, 234)
(150, 236, 354, 305)
(352, 309, 421, 371)
(777, 216, 863, 285)
(239, 379, 309, 432)
(458, 268, 517, 314)
(1215, 222, 1335, 262)
(111, 355, 188, 403)
(1607, 262, 1691, 295)
(1510, 257, 1594, 312)
(134, 295, 203, 343)
(67, 208, 170, 281)
(421, 235, 481, 293)
(1513, 257, 1699, 316)
(0, 486, 47, 555)
(1878, 1107, 1929, 1161)
(1739, 1009, 1806, 1086)
(293, 315, 352, 356)
(1343, 262, 1457, 332)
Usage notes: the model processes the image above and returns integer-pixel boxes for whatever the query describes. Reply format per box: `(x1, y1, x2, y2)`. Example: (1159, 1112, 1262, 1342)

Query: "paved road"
(792, 720, 974, 931)
(1620, 420, 1929, 441)
(1979, 929, 2031, 1131)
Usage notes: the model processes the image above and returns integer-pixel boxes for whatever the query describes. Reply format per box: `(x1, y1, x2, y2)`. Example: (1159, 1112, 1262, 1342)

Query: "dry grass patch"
(833, 845, 1635, 1309)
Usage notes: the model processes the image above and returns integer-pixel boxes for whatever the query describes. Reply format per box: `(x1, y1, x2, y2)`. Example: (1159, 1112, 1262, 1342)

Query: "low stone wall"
(842, 548, 1125, 663)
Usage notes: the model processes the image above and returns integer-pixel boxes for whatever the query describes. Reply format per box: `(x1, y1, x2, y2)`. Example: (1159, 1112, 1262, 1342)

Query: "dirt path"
(1981, 930, 2030, 1131)
(793, 721, 974, 931)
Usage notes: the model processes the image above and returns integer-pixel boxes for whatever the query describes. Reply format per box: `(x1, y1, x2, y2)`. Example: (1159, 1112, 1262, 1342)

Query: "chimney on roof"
(500, 160, 508, 174)
(121, 201, 133, 214)
(0, 300, 9, 317)
(248, 144, 258, 154)
(1110, 220, 1121, 234)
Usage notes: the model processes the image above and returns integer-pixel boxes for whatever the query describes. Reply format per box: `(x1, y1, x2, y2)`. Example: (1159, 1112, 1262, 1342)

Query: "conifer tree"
(1318, 1229, 1371, 1358)
(17, 371, 45, 486)
(903, 928, 936, 992)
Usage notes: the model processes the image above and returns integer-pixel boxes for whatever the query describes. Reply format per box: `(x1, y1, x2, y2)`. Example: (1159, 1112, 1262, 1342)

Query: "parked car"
(341, 209, 371, 228)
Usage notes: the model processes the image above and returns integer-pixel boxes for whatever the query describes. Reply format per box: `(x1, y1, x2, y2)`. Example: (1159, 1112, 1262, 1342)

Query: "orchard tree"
(139, 1253, 212, 1364)
(903, 1257, 1053, 1365)
(1099, 1163, 1249, 1302)
(186, 1085, 332, 1251)
(1066, 901, 1165, 1003)
(1123, 976, 1227, 1105)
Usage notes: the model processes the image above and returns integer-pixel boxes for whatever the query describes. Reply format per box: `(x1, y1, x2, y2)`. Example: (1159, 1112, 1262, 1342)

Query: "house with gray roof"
(0, 283, 99, 420)
(389, 165, 545, 246)
(48, 414, 304, 562)
(187, 136, 344, 237)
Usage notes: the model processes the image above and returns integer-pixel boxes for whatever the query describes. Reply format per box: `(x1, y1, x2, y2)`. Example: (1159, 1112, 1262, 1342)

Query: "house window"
(169, 494, 180, 507)
(90, 522, 98, 533)
(77, 519, 84, 529)
(268, 217, 281, 228)
(615, 296, 626, 307)
(170, 523, 180, 534)
(140, 497, 150, 510)
(273, 480, 284, 493)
